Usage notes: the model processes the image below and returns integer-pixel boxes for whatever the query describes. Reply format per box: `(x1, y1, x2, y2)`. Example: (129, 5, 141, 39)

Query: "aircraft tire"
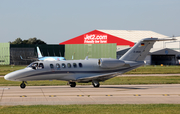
(20, 83, 26, 89)
(70, 82, 76, 87)
(92, 82, 100, 88)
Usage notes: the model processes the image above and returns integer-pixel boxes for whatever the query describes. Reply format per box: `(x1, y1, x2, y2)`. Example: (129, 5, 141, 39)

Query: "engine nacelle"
(98, 58, 125, 69)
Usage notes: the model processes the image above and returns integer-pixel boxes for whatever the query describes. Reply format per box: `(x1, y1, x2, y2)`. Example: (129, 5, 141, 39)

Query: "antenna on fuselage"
(85, 56, 88, 60)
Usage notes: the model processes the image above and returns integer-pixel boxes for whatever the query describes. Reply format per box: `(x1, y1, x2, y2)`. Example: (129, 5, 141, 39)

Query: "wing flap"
(76, 72, 120, 83)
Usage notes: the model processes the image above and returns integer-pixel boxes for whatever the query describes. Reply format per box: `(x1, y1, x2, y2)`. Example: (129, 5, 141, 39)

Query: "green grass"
(0, 104, 180, 114)
(102, 76, 180, 85)
(125, 65, 180, 74)
(1, 76, 180, 86)
(0, 65, 25, 76)
(1, 65, 180, 76)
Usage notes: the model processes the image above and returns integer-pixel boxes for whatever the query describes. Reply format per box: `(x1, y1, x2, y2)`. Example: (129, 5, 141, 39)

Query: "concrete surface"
(0, 84, 180, 105)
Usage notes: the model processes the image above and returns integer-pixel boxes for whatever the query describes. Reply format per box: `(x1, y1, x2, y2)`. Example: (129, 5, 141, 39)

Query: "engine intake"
(98, 58, 125, 69)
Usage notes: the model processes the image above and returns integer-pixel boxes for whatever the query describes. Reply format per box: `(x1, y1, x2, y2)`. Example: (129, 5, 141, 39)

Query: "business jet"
(20, 46, 66, 61)
(4, 38, 175, 89)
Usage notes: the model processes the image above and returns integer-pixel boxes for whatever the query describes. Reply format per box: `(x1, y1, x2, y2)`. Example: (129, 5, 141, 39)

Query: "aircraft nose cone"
(4, 74, 10, 80)
(4, 74, 11, 80)
(4, 73, 14, 81)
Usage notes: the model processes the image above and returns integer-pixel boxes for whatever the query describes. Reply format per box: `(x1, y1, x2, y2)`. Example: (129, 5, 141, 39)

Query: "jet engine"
(98, 58, 125, 69)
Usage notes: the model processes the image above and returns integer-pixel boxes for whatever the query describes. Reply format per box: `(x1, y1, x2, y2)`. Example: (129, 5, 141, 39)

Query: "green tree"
(11, 38, 23, 44)
(10, 37, 46, 44)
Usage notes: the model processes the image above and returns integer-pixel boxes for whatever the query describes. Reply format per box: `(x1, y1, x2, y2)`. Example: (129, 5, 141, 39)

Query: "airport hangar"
(0, 29, 180, 65)
(0, 44, 65, 65)
(60, 30, 180, 65)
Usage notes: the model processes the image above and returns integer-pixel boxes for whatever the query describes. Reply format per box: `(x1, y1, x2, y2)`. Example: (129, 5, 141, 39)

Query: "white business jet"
(20, 46, 66, 61)
(36, 47, 66, 61)
(4, 38, 175, 89)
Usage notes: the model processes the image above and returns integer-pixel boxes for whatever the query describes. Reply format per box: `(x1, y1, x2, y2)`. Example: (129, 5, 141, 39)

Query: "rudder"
(37, 47, 43, 58)
(120, 38, 157, 61)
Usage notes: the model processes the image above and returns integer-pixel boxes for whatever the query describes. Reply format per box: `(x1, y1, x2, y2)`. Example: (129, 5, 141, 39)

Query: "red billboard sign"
(60, 30, 134, 47)
(84, 34, 107, 44)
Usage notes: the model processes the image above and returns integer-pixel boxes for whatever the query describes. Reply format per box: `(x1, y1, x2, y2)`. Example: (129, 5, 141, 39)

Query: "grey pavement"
(0, 84, 180, 105)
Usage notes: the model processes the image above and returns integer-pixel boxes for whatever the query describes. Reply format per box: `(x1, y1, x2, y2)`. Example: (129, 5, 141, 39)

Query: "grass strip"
(0, 65, 25, 76)
(125, 65, 180, 74)
(1, 76, 180, 86)
(0, 104, 180, 114)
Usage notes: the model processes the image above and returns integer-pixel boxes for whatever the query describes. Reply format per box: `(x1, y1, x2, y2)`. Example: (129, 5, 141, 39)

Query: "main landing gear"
(69, 82, 76, 87)
(68, 81, 100, 88)
(92, 80, 100, 88)
(20, 81, 27, 89)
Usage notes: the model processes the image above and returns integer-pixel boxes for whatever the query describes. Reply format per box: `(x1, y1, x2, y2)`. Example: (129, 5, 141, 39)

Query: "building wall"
(0, 44, 65, 65)
(65, 44, 116, 60)
(10, 48, 35, 65)
(10, 44, 65, 65)
(0, 43, 10, 65)
(37, 45, 65, 57)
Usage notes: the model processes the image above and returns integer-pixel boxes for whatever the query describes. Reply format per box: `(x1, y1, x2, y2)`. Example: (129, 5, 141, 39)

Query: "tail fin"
(120, 38, 176, 61)
(37, 47, 43, 58)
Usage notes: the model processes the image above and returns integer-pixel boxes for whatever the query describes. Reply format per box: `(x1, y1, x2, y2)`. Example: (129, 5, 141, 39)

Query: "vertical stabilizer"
(37, 47, 43, 58)
(120, 38, 175, 61)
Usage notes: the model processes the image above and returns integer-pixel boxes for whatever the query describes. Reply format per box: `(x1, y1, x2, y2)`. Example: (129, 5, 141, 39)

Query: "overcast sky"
(0, 0, 180, 44)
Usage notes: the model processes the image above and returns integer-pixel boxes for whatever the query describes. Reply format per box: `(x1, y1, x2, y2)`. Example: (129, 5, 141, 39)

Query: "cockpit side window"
(32, 63, 38, 70)
(39, 63, 44, 69)
(27, 62, 38, 70)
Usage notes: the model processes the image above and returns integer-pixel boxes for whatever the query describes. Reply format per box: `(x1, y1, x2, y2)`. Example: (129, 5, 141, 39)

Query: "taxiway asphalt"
(0, 84, 180, 105)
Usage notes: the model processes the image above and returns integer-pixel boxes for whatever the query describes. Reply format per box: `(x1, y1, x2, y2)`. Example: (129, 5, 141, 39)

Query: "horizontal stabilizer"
(141, 38, 176, 42)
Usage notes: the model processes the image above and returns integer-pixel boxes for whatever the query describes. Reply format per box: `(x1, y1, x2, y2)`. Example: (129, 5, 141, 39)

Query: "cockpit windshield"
(27, 62, 44, 69)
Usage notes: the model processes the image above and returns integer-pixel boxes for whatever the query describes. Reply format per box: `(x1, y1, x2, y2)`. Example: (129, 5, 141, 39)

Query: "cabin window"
(73, 63, 77, 68)
(39, 63, 44, 69)
(79, 63, 83, 68)
(62, 63, 66, 68)
(67, 63, 71, 68)
(56, 63, 60, 68)
(50, 64, 54, 69)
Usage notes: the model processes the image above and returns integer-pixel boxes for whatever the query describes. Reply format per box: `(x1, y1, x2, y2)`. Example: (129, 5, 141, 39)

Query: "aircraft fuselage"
(4, 59, 144, 82)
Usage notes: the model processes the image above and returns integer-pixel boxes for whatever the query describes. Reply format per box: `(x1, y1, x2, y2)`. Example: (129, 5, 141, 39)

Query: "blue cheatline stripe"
(15, 64, 142, 80)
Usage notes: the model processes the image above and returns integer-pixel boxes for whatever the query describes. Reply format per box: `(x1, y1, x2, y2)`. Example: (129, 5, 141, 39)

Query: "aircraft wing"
(20, 56, 38, 61)
(76, 72, 120, 83)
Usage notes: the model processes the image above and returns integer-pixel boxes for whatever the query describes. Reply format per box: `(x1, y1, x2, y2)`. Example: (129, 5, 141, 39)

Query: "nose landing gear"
(20, 81, 27, 89)
(69, 82, 76, 87)
(92, 80, 100, 87)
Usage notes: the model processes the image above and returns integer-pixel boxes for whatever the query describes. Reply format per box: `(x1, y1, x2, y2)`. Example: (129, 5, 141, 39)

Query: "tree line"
(10, 37, 46, 44)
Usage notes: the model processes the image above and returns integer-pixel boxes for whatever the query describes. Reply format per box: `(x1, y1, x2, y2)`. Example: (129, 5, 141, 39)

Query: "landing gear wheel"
(92, 80, 100, 88)
(20, 81, 26, 89)
(69, 82, 76, 87)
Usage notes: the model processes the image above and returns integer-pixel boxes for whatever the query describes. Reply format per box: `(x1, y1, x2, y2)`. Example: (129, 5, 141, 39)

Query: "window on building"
(0, 60, 5, 62)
